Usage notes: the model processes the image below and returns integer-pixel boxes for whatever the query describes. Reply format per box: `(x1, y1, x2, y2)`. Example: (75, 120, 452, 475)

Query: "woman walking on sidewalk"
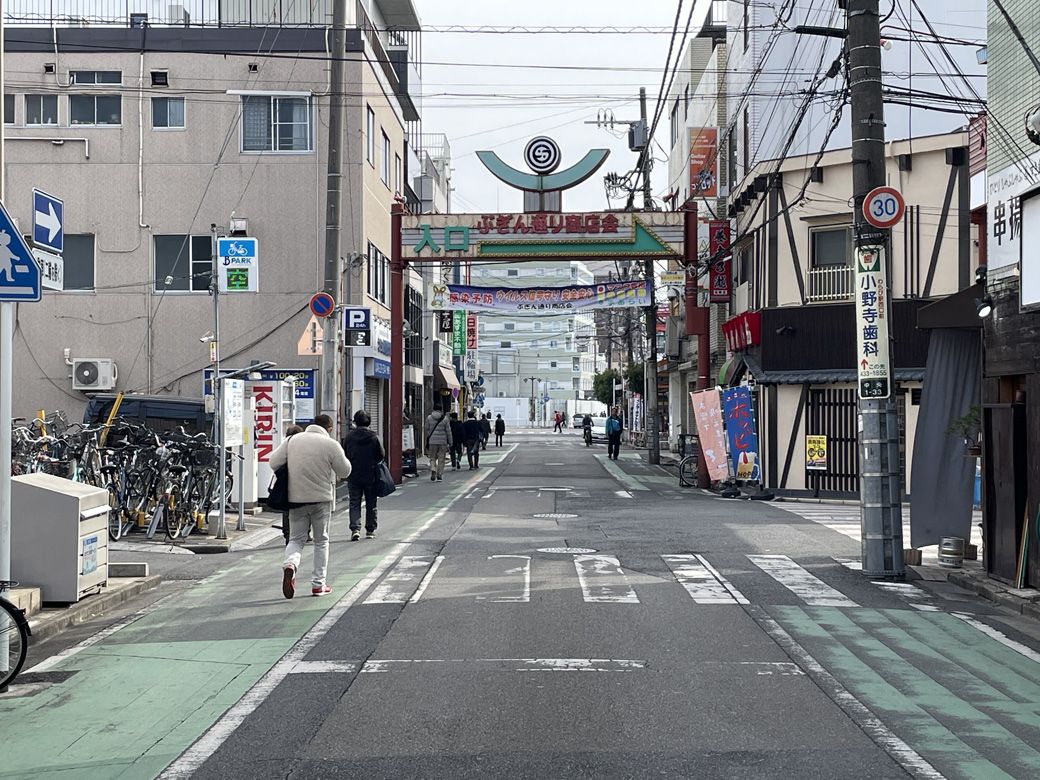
(424, 407, 452, 481)
(342, 410, 385, 542)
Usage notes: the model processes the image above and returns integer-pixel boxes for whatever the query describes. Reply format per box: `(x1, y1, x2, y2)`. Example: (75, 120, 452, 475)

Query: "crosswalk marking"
(748, 554, 859, 608)
(364, 556, 434, 604)
(409, 556, 445, 603)
(573, 554, 640, 603)
(662, 554, 748, 604)
(482, 555, 531, 602)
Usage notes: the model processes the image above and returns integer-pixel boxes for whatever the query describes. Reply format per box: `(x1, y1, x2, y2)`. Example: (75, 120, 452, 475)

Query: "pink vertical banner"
(690, 390, 730, 482)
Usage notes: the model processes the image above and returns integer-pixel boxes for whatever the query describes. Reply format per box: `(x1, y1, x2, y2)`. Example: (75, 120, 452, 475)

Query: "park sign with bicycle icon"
(217, 237, 259, 293)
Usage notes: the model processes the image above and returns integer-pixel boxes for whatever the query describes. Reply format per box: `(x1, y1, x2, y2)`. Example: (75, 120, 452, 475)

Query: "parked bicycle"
(0, 581, 31, 691)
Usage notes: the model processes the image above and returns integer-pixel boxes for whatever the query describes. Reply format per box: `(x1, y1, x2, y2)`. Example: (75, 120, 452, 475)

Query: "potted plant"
(946, 405, 982, 457)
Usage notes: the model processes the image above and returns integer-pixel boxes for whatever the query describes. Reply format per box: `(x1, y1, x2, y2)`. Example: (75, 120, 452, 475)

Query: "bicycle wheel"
(678, 456, 699, 488)
(107, 484, 124, 541)
(0, 599, 29, 691)
(164, 485, 185, 541)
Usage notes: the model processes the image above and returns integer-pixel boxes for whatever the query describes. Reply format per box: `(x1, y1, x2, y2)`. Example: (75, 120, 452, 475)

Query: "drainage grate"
(533, 513, 578, 519)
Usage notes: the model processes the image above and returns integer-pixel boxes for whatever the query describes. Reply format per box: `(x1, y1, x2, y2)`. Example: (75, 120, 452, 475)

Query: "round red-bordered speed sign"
(863, 186, 905, 229)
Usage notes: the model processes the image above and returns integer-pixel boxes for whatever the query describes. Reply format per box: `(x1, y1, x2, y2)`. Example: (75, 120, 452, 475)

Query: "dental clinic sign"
(217, 238, 259, 292)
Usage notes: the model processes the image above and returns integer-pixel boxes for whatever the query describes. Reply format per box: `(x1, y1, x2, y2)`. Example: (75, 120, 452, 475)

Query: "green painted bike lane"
(770, 605, 1040, 779)
(0, 477, 483, 780)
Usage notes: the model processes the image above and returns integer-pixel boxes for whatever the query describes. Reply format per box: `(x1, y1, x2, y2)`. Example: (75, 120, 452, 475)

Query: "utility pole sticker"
(855, 245, 891, 400)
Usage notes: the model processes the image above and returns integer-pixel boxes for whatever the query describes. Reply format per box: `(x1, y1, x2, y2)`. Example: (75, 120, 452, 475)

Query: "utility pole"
(321, 0, 348, 436)
(848, 0, 904, 577)
(638, 87, 660, 465)
(0, 9, 12, 608)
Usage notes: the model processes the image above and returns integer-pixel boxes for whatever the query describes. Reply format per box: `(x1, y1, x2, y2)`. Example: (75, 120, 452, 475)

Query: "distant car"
(572, 416, 587, 429)
(589, 418, 608, 442)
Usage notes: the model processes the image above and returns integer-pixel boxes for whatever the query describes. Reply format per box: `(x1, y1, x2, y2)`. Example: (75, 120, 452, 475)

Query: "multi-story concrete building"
(475, 260, 598, 423)
(1, 0, 426, 443)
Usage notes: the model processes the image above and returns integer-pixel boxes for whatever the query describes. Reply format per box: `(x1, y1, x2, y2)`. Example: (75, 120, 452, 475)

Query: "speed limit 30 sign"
(863, 186, 905, 230)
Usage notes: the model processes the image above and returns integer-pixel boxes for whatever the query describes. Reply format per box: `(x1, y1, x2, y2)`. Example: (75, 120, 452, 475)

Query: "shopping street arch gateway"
(386, 207, 695, 480)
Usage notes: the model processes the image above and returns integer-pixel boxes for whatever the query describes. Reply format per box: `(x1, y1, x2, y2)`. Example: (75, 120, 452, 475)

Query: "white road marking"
(953, 613, 1040, 665)
(874, 581, 928, 603)
(834, 557, 862, 571)
(662, 554, 748, 604)
(358, 658, 647, 673)
(409, 555, 445, 603)
(573, 554, 639, 603)
(748, 555, 859, 608)
(593, 454, 648, 491)
(484, 555, 531, 602)
(289, 660, 359, 674)
(157, 468, 494, 780)
(364, 556, 436, 604)
(615, 490, 633, 499)
(695, 554, 750, 605)
(749, 605, 945, 780)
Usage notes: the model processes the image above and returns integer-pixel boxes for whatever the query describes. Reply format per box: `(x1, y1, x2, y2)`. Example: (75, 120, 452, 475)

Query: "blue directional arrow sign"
(32, 189, 64, 255)
(0, 199, 42, 302)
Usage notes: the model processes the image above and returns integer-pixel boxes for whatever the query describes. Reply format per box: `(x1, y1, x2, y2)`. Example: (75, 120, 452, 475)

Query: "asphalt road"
(6, 430, 1040, 779)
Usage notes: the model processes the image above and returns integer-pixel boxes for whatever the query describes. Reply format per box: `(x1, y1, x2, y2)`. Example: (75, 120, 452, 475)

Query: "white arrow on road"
(35, 202, 61, 242)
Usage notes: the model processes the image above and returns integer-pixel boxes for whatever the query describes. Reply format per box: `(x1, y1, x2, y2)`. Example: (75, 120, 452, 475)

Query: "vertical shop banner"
(466, 312, 479, 350)
(689, 390, 730, 481)
(708, 220, 731, 303)
(721, 387, 761, 481)
(452, 310, 466, 356)
(854, 245, 891, 399)
(689, 128, 719, 198)
(438, 311, 454, 333)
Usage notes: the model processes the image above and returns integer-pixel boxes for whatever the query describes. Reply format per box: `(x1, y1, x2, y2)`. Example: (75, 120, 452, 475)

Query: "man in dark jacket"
(449, 411, 464, 470)
(494, 414, 505, 446)
(342, 410, 386, 541)
(479, 412, 492, 450)
(463, 410, 483, 469)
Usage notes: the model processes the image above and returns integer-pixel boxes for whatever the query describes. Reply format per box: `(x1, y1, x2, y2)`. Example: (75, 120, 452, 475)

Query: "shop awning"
(917, 282, 985, 329)
(717, 355, 746, 387)
(433, 364, 461, 390)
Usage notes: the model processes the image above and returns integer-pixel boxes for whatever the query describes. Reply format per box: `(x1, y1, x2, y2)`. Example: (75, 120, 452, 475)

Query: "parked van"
(82, 394, 211, 434)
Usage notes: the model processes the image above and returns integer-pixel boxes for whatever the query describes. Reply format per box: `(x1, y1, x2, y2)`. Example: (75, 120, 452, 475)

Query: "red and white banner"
(465, 313, 479, 349)
(690, 389, 730, 481)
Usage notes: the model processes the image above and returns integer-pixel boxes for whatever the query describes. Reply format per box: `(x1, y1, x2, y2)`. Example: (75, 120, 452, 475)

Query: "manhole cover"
(533, 513, 579, 519)
(537, 547, 597, 554)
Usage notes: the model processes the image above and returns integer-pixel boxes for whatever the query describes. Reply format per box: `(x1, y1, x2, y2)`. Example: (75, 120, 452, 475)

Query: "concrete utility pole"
(639, 87, 660, 465)
(320, 0, 348, 436)
(1, 10, 11, 594)
(848, 0, 904, 577)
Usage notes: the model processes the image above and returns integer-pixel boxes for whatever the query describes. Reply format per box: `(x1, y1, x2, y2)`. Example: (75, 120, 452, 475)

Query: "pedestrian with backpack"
(606, 407, 624, 461)
(342, 410, 385, 542)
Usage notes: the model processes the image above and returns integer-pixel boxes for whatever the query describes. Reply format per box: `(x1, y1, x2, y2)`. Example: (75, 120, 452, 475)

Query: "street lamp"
(523, 376, 544, 428)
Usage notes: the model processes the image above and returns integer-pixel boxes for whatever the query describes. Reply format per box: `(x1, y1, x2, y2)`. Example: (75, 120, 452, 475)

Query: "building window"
(504, 322, 515, 331)
(61, 234, 95, 291)
(394, 153, 402, 194)
(810, 227, 852, 267)
(152, 97, 185, 129)
(735, 242, 754, 286)
(3, 95, 14, 124)
(743, 0, 750, 51)
(70, 70, 121, 85)
(366, 105, 375, 164)
(742, 107, 750, 173)
(153, 235, 212, 292)
(500, 341, 512, 348)
(727, 125, 738, 188)
(507, 269, 518, 277)
(241, 95, 311, 152)
(70, 95, 121, 126)
(684, 85, 690, 118)
(573, 357, 581, 372)
(670, 100, 679, 148)
(366, 241, 388, 304)
(380, 131, 390, 186)
(25, 94, 58, 125)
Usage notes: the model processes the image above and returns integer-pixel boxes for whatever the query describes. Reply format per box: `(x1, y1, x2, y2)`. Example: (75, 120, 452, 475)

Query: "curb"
(28, 575, 162, 645)
(946, 570, 1040, 620)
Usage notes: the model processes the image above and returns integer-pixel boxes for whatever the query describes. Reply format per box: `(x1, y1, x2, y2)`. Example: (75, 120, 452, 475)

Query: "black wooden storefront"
(805, 388, 860, 495)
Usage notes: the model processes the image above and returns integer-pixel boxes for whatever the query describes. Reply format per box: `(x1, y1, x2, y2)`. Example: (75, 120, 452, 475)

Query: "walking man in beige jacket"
(270, 414, 352, 598)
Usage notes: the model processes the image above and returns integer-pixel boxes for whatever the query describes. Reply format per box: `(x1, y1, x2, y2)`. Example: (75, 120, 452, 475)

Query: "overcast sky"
(414, 0, 701, 214)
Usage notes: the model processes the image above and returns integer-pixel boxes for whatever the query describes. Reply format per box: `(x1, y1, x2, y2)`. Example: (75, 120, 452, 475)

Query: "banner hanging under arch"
(429, 280, 651, 313)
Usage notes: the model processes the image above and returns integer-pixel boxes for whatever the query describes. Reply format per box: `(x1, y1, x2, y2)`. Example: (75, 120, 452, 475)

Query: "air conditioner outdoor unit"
(72, 359, 118, 391)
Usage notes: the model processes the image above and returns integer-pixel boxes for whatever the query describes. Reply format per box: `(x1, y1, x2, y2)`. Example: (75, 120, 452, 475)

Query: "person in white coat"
(270, 414, 351, 599)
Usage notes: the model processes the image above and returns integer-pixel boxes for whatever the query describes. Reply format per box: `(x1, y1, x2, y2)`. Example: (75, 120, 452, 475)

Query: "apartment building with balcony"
(720, 129, 978, 498)
(1, 0, 425, 440)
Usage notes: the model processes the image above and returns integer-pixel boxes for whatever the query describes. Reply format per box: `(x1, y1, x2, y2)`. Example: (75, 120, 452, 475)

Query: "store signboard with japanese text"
(463, 349, 479, 383)
(689, 389, 729, 481)
(708, 220, 731, 303)
(688, 128, 719, 198)
(721, 387, 760, 482)
(805, 435, 828, 471)
(854, 245, 891, 400)
(402, 212, 683, 260)
(430, 280, 650, 313)
(465, 313, 479, 349)
(987, 153, 1040, 270)
(452, 310, 466, 356)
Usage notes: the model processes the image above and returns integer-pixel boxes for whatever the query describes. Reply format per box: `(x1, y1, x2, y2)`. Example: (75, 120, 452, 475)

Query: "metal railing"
(2, 0, 334, 27)
(806, 265, 855, 302)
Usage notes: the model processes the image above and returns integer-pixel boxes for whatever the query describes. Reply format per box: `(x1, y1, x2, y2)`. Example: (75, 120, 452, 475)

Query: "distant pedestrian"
(494, 414, 505, 446)
(271, 414, 351, 599)
(480, 412, 492, 450)
(606, 407, 624, 461)
(449, 411, 464, 470)
(463, 410, 482, 469)
(342, 410, 385, 542)
(424, 407, 452, 482)
(280, 424, 305, 545)
(553, 411, 563, 433)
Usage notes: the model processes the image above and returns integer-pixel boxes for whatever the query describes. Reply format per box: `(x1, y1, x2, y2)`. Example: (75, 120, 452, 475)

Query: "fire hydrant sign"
(855, 245, 891, 400)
